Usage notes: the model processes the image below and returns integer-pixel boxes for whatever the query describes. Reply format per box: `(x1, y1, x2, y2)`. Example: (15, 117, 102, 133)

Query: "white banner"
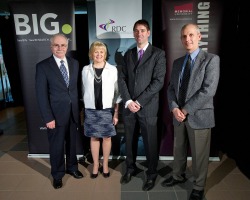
(95, 0, 142, 39)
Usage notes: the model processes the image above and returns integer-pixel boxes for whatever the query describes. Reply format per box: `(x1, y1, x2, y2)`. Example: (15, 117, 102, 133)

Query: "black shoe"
(103, 172, 110, 178)
(66, 170, 83, 179)
(120, 171, 134, 184)
(53, 179, 62, 189)
(189, 189, 204, 200)
(142, 179, 155, 191)
(99, 166, 110, 178)
(90, 173, 98, 179)
(161, 175, 187, 187)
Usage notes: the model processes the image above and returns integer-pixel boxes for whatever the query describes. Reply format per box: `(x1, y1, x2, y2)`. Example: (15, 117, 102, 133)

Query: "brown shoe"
(161, 175, 187, 187)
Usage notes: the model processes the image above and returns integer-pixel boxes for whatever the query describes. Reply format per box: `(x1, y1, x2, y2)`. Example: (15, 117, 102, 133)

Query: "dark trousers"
(123, 113, 158, 180)
(47, 117, 78, 180)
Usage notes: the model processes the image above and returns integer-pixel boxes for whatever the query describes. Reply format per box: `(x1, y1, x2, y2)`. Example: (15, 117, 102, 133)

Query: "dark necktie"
(60, 60, 69, 87)
(138, 49, 144, 62)
(178, 55, 191, 107)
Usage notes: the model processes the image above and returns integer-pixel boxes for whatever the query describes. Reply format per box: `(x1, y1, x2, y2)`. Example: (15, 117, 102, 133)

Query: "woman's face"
(92, 47, 106, 64)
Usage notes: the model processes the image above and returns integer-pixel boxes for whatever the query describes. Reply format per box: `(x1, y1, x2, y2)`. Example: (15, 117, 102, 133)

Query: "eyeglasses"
(52, 44, 68, 48)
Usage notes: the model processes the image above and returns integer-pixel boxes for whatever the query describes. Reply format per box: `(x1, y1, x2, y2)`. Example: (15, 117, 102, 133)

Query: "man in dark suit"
(35, 33, 83, 189)
(118, 19, 166, 191)
(161, 24, 220, 200)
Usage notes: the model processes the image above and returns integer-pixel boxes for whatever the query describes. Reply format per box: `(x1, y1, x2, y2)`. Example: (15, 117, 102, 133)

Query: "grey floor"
(1, 106, 250, 200)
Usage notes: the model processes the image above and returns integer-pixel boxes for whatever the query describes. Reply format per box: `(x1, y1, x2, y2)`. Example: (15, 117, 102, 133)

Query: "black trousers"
(123, 113, 158, 180)
(47, 116, 78, 180)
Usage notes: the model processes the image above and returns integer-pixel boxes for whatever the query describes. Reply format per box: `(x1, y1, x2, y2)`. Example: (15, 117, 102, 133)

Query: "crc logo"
(14, 13, 72, 35)
(99, 19, 126, 32)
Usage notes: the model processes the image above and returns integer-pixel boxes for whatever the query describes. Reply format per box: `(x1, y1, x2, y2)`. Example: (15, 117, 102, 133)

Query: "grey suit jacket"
(35, 55, 80, 126)
(167, 50, 220, 129)
(118, 43, 166, 117)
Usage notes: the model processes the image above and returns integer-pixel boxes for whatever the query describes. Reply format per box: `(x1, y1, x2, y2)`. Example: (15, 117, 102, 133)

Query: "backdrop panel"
(9, 0, 83, 155)
(160, 0, 224, 156)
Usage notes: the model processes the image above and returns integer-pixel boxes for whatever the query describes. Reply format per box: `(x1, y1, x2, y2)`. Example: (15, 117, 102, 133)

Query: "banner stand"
(27, 154, 220, 161)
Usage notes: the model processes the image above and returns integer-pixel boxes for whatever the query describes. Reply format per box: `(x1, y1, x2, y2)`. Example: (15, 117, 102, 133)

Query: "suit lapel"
(131, 44, 153, 71)
(49, 56, 67, 86)
(131, 48, 139, 72)
(190, 51, 205, 82)
(137, 44, 152, 68)
(67, 56, 74, 85)
(132, 48, 138, 65)
(187, 50, 205, 95)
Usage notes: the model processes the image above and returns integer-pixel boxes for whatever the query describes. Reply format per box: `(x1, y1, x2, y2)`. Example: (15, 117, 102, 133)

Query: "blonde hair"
(88, 41, 107, 60)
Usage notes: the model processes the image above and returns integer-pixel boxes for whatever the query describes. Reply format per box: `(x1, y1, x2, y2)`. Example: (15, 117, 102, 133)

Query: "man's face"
(51, 36, 68, 59)
(181, 24, 201, 53)
(133, 24, 150, 46)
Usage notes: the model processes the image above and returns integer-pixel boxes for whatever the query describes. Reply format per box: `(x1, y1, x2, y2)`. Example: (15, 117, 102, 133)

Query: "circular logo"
(62, 24, 72, 34)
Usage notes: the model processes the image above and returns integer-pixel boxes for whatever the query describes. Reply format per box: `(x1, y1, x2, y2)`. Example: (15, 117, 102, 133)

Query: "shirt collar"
(188, 48, 200, 61)
(137, 42, 149, 53)
(53, 55, 66, 66)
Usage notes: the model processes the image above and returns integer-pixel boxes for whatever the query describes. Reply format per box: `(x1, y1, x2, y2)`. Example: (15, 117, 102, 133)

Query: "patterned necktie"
(138, 49, 144, 62)
(60, 60, 69, 87)
(178, 55, 191, 107)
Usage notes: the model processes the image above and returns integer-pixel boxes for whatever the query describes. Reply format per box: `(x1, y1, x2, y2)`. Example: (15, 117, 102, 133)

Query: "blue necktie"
(60, 60, 69, 87)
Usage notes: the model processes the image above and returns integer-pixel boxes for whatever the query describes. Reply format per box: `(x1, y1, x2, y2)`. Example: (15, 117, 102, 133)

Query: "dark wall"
(0, 16, 22, 106)
(74, 14, 90, 104)
(216, 2, 250, 178)
(74, 14, 89, 70)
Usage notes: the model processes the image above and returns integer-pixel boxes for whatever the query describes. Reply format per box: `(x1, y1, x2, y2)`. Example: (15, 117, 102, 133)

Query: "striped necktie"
(60, 60, 69, 87)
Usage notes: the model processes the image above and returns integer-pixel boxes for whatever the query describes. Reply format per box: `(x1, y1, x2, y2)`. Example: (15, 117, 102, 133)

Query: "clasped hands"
(46, 120, 55, 129)
(172, 108, 188, 122)
(128, 101, 141, 113)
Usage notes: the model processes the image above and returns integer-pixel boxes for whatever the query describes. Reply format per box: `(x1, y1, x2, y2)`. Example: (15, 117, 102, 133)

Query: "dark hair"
(133, 19, 150, 31)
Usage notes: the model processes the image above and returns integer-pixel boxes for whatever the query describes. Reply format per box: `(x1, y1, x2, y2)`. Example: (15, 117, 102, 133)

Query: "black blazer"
(35, 55, 80, 126)
(118, 43, 166, 117)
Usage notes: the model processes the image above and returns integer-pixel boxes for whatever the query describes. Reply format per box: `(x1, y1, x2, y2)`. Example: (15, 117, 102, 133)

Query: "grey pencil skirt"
(84, 108, 116, 138)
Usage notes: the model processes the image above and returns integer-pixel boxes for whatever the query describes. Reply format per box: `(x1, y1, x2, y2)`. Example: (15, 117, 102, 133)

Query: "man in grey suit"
(35, 33, 83, 189)
(161, 24, 220, 200)
(119, 19, 166, 191)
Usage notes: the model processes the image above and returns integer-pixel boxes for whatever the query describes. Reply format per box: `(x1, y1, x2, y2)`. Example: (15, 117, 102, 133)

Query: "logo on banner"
(174, 3, 193, 16)
(169, 3, 193, 21)
(14, 13, 73, 36)
(99, 19, 115, 31)
(95, 0, 141, 39)
(98, 19, 126, 33)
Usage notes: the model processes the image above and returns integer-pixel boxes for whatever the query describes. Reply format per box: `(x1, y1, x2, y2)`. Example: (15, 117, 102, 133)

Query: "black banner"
(9, 1, 82, 155)
(160, 0, 224, 156)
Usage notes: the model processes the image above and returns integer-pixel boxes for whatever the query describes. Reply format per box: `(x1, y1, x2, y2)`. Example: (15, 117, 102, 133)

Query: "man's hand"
(172, 108, 186, 122)
(128, 101, 141, 113)
(46, 120, 55, 129)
